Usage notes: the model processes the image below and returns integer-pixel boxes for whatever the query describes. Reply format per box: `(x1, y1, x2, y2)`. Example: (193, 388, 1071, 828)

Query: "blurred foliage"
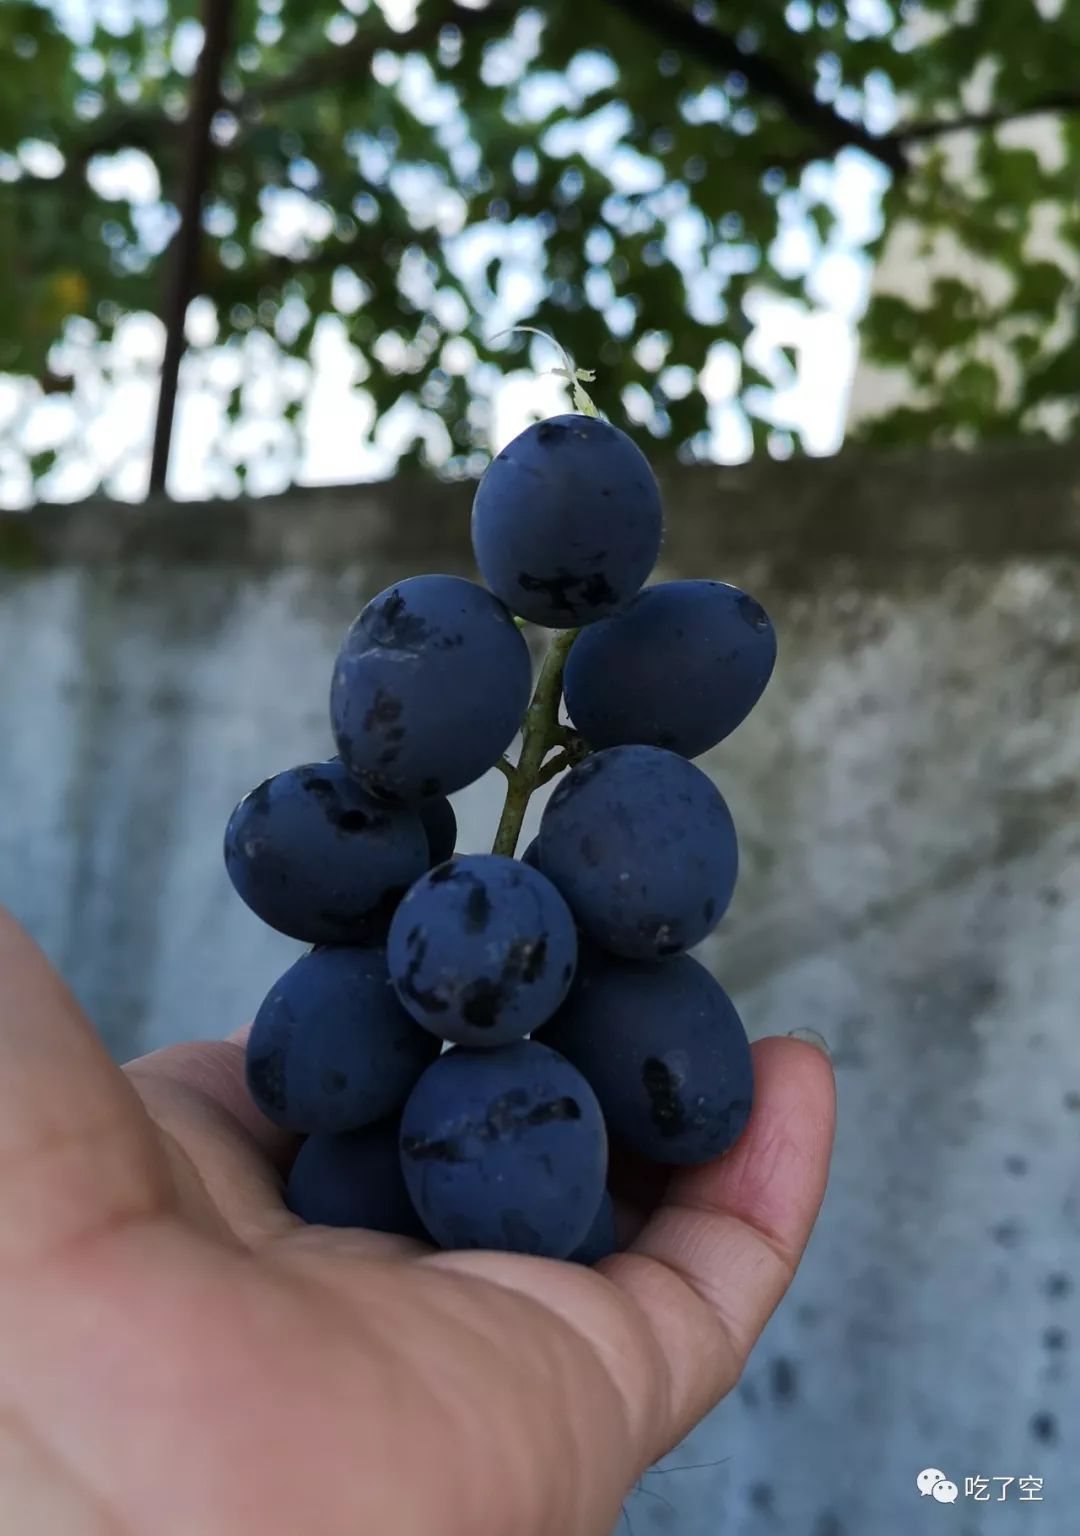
(2, 0, 1080, 487)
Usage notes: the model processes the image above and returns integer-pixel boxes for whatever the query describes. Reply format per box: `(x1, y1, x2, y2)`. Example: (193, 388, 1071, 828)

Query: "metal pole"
(148, 0, 233, 497)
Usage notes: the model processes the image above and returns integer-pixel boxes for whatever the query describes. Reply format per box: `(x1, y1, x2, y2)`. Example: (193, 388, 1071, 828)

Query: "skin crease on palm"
(0, 905, 836, 1536)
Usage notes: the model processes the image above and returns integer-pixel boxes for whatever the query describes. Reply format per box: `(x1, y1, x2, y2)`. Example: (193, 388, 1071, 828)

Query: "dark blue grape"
(398, 1040, 607, 1258)
(471, 415, 663, 627)
(564, 580, 777, 758)
(246, 946, 440, 1134)
(519, 836, 540, 869)
(387, 855, 577, 1047)
(539, 947, 753, 1165)
(330, 575, 532, 803)
(286, 1119, 428, 1238)
(537, 746, 737, 960)
(419, 796, 457, 866)
(567, 1190, 617, 1265)
(224, 760, 428, 944)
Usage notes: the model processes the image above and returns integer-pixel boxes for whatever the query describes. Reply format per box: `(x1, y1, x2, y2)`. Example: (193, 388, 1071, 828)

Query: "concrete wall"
(2, 444, 1079, 1534)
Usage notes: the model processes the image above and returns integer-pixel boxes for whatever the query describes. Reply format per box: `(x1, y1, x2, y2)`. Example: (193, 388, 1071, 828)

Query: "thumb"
(0, 908, 171, 1267)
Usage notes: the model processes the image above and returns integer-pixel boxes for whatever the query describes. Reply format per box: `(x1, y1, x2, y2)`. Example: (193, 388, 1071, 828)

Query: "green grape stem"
(492, 629, 579, 857)
(488, 325, 600, 418)
(536, 751, 573, 788)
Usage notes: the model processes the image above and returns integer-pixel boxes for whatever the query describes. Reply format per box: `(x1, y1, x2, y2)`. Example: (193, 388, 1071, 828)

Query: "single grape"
(566, 1190, 617, 1266)
(246, 946, 440, 1134)
(286, 1118, 429, 1238)
(519, 836, 540, 870)
(419, 796, 457, 866)
(224, 760, 428, 944)
(398, 1040, 607, 1258)
(564, 580, 777, 758)
(387, 855, 578, 1047)
(471, 415, 663, 628)
(538, 947, 753, 1165)
(537, 745, 737, 960)
(330, 575, 532, 802)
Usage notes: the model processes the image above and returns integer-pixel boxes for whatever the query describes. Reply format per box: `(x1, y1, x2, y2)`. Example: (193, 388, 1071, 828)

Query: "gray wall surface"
(2, 444, 1079, 1535)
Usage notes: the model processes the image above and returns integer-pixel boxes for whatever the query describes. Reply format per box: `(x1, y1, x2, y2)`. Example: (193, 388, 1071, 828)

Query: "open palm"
(0, 908, 835, 1536)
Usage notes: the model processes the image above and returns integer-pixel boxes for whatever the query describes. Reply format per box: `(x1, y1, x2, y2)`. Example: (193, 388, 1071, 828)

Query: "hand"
(0, 907, 835, 1536)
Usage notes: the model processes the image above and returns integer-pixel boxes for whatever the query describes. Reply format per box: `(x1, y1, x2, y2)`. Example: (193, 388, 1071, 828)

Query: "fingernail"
(788, 1027, 831, 1060)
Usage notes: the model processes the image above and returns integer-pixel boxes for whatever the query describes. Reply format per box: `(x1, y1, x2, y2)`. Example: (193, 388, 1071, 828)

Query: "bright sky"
(0, 0, 893, 507)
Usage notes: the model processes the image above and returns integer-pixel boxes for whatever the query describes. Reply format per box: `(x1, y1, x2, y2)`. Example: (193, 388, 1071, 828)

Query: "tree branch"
(149, 0, 233, 495)
(891, 93, 1080, 147)
(603, 0, 908, 176)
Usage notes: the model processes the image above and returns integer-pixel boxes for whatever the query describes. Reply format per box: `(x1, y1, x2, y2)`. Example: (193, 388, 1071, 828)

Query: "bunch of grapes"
(225, 372, 776, 1265)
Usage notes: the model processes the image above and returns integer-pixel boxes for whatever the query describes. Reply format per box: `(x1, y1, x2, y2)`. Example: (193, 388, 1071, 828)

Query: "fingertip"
(752, 1032, 837, 1123)
(668, 1032, 837, 1260)
(786, 1025, 832, 1062)
(752, 1033, 838, 1158)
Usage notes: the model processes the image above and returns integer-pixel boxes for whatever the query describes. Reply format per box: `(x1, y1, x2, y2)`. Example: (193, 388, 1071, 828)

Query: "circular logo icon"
(917, 1469, 948, 1498)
